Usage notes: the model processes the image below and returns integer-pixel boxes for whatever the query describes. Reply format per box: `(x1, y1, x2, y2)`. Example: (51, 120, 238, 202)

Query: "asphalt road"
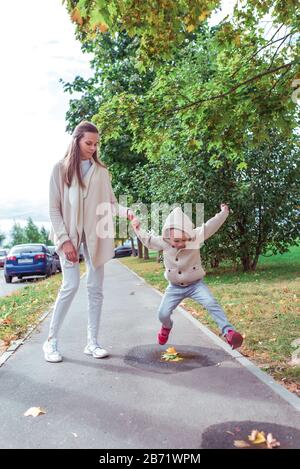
(0, 260, 299, 449)
(0, 269, 47, 297)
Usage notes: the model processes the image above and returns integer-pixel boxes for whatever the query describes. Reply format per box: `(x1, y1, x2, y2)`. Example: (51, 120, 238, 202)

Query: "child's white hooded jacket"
(133, 207, 228, 286)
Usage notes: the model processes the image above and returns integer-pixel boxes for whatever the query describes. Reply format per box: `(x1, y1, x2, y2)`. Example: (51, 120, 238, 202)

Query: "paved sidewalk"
(0, 260, 299, 449)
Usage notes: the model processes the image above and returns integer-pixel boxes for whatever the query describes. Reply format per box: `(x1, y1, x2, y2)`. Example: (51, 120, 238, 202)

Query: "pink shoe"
(225, 329, 243, 349)
(158, 326, 171, 345)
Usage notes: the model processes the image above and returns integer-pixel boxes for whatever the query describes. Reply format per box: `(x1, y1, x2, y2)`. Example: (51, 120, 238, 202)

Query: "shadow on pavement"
(201, 420, 300, 449)
(124, 344, 230, 374)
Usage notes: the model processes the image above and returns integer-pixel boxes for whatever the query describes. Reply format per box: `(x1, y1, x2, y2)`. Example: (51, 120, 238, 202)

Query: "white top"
(80, 159, 92, 178)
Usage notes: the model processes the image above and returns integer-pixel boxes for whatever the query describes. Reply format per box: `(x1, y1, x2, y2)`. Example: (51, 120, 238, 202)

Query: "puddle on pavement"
(124, 344, 229, 374)
(201, 421, 300, 449)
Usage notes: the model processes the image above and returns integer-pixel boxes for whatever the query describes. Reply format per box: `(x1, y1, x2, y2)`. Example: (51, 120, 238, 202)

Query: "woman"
(44, 121, 134, 363)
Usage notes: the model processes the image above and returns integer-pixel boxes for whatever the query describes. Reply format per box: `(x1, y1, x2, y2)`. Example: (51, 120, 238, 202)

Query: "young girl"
(44, 121, 134, 362)
(131, 204, 243, 349)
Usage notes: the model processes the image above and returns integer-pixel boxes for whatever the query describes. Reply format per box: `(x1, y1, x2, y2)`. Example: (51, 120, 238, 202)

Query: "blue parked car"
(4, 243, 55, 283)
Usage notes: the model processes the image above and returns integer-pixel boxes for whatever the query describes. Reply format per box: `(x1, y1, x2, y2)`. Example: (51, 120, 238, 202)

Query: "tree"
(62, 2, 299, 270)
(10, 219, 49, 246)
(64, 0, 220, 65)
(10, 222, 26, 246)
(23, 218, 42, 244)
(0, 230, 5, 247)
(64, 0, 299, 67)
(130, 130, 300, 271)
(94, 24, 298, 166)
(229, 134, 300, 271)
(40, 226, 51, 246)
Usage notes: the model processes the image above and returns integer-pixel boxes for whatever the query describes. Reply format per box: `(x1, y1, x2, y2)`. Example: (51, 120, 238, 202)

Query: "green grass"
(120, 246, 300, 396)
(0, 263, 86, 349)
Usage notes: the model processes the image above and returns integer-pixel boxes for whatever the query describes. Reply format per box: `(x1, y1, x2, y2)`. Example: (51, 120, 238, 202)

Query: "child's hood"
(162, 207, 195, 240)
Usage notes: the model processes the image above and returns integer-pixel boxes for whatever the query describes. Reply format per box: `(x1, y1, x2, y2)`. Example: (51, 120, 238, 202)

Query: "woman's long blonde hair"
(63, 121, 106, 188)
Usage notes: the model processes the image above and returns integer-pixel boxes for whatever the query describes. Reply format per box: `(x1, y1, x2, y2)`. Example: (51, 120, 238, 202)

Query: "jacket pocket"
(189, 264, 204, 281)
(62, 258, 77, 269)
(165, 267, 177, 282)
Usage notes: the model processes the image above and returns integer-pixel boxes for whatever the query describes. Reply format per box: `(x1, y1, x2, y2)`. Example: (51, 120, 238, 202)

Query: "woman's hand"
(62, 240, 78, 263)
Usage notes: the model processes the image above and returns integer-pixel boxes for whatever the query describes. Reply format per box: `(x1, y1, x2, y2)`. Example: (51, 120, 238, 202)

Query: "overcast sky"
(0, 0, 236, 240)
(0, 0, 93, 237)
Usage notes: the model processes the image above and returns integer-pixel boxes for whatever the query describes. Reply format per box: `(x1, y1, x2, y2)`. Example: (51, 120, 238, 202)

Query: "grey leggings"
(48, 232, 104, 345)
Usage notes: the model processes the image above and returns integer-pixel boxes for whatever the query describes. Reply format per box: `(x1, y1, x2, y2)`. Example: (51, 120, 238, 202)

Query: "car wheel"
(5, 275, 12, 283)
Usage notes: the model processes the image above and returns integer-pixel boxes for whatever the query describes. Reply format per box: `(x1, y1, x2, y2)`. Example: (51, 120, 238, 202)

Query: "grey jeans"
(158, 278, 234, 334)
(48, 231, 104, 345)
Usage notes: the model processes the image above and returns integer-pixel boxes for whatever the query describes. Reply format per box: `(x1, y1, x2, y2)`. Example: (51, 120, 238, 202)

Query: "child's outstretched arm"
(196, 203, 230, 242)
(130, 217, 165, 251)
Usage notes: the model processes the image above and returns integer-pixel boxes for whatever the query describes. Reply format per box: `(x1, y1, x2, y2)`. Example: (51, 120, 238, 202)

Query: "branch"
(170, 61, 294, 115)
(267, 66, 292, 96)
(267, 32, 291, 72)
(100, 62, 295, 133)
(230, 26, 293, 79)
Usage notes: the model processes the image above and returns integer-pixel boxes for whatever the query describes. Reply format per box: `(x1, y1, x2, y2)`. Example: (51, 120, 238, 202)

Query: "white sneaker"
(43, 338, 63, 363)
(84, 343, 109, 359)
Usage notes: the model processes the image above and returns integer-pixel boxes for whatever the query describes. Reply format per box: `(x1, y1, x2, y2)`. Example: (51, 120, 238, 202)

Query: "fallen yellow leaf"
(266, 433, 280, 449)
(248, 430, 266, 444)
(161, 347, 183, 362)
(166, 347, 177, 354)
(234, 440, 250, 448)
(24, 407, 46, 417)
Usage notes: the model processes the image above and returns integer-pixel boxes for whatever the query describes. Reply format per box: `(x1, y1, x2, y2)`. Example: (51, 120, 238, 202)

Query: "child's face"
(169, 228, 191, 249)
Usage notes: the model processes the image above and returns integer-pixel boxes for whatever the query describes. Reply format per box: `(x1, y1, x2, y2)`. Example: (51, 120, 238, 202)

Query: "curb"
(0, 307, 53, 367)
(119, 260, 300, 412)
(0, 271, 87, 368)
